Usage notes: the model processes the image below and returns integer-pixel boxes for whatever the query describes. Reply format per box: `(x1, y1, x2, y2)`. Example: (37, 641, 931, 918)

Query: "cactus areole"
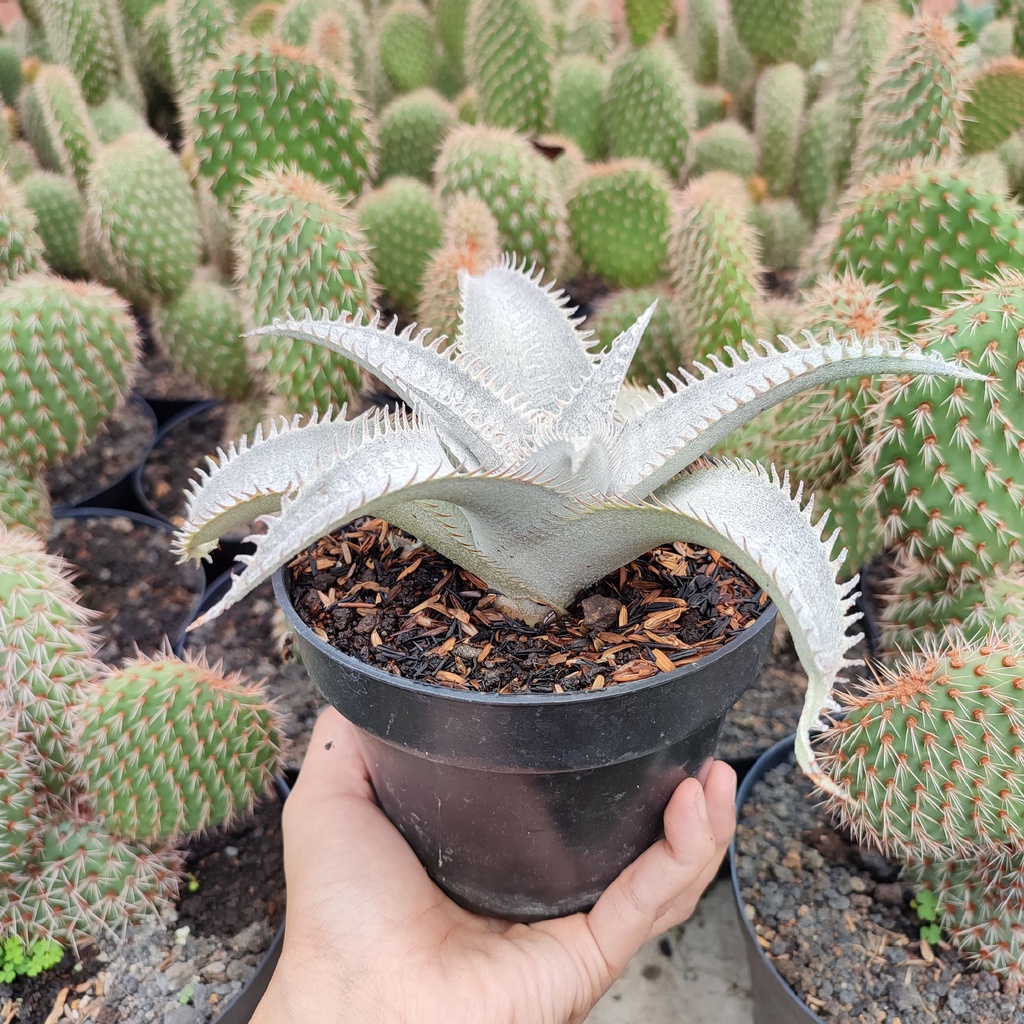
(177, 259, 980, 800)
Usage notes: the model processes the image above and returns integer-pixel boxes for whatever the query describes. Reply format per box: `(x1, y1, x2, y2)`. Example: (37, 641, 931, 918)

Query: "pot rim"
(273, 563, 779, 706)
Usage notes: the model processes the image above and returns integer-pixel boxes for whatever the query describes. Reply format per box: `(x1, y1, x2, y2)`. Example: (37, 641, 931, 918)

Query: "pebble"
(200, 961, 228, 983)
(163, 1005, 204, 1024)
(229, 920, 272, 955)
(162, 960, 196, 991)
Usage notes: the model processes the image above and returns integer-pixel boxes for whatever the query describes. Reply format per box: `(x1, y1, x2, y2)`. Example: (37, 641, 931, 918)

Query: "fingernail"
(694, 787, 708, 821)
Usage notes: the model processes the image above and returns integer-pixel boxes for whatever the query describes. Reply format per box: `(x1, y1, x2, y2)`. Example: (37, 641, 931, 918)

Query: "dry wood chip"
(610, 659, 659, 683)
(2, 1002, 17, 1024)
(643, 608, 686, 630)
(591, 675, 606, 690)
(316, 590, 334, 607)
(313, 626, 328, 641)
(396, 556, 423, 581)
(652, 649, 675, 673)
(43, 989, 69, 1024)
(436, 670, 467, 686)
(370, 629, 382, 647)
(315, 556, 335, 570)
(617, 603, 628, 627)
(427, 637, 458, 657)
(554, 683, 564, 694)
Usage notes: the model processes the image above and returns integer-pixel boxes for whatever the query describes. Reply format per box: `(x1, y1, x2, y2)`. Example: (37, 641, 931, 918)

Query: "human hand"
(252, 706, 737, 1024)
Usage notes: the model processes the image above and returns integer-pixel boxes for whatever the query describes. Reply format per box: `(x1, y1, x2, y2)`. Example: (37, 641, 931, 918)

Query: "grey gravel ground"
(735, 756, 1021, 1024)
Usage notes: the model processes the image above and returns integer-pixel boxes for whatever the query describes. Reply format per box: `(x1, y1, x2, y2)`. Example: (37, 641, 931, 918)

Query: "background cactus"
(960, 56, 1024, 154)
(0, 459, 51, 535)
(378, 2, 439, 94)
(376, 88, 455, 183)
(686, 120, 757, 181)
(753, 63, 806, 197)
(0, 171, 45, 287)
(19, 170, 86, 276)
(623, 0, 672, 47)
(168, 0, 235, 95)
(551, 55, 607, 163)
(38, 0, 123, 105)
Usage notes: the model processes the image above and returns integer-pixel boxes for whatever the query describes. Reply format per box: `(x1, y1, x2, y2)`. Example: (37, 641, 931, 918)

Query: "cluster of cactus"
(0, 525, 285, 947)
(816, 627, 1024, 979)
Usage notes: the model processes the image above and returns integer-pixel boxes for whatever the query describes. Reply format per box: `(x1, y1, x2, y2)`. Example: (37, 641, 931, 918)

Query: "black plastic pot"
(275, 567, 778, 922)
(729, 736, 822, 1024)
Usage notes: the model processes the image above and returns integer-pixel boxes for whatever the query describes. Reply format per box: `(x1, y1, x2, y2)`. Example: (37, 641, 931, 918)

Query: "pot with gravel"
(732, 628, 1024, 1024)
(176, 257, 976, 921)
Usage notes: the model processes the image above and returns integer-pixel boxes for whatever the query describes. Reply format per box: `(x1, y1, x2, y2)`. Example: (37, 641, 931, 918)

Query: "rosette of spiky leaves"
(668, 172, 760, 364)
(0, 526, 102, 790)
(881, 554, 1024, 653)
(605, 43, 694, 183)
(84, 131, 201, 308)
(824, 0, 898, 189)
(76, 651, 284, 845)
(154, 270, 251, 402)
(0, 274, 139, 472)
(39, 0, 121, 105)
(19, 171, 85, 277)
(961, 56, 1024, 154)
(234, 168, 375, 417)
(357, 178, 442, 315)
(167, 0, 234, 96)
(686, 121, 756, 181)
(818, 630, 1024, 857)
(866, 268, 1024, 577)
(728, 0, 843, 68)
(850, 14, 966, 183)
(377, 89, 456, 184)
(827, 164, 1024, 333)
(754, 63, 806, 198)
(0, 707, 43, 879)
(435, 125, 567, 276)
(378, 3, 439, 94)
(0, 461, 51, 535)
(911, 849, 1024, 980)
(185, 39, 375, 211)
(176, 258, 979, 788)
(567, 159, 671, 288)
(465, 0, 551, 134)
(18, 65, 98, 193)
(749, 197, 812, 272)
(624, 0, 671, 46)
(417, 196, 500, 343)
(551, 56, 607, 163)
(589, 286, 688, 389)
(7, 817, 182, 945)
(0, 173, 45, 289)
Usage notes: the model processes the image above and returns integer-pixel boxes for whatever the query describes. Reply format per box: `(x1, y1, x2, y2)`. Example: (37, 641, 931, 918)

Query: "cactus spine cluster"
(0, 527, 284, 946)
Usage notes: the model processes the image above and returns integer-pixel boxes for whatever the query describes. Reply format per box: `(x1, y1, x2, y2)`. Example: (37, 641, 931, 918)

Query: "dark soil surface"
(46, 514, 206, 665)
(291, 517, 768, 695)
(46, 398, 155, 508)
(735, 755, 1021, 1023)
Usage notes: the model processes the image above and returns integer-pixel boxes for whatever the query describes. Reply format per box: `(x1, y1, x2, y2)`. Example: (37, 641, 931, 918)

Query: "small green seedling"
(185, 871, 200, 893)
(911, 888, 942, 945)
(0, 937, 64, 983)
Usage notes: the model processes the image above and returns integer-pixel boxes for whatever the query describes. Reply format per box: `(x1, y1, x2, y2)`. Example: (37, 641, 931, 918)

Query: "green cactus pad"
(436, 125, 567, 276)
(828, 165, 1024, 333)
(77, 653, 284, 844)
(677, 0, 719, 86)
(962, 56, 1024, 154)
(138, 3, 176, 96)
(867, 268, 1024, 576)
(562, 0, 613, 61)
(669, 171, 760, 363)
(357, 177, 443, 314)
(84, 131, 201, 308)
(590, 286, 688, 388)
(19, 171, 85, 276)
(754, 63, 806, 197)
(686, 120, 756, 180)
(795, 93, 838, 225)
(0, 173, 45, 289)
(0, 526, 101, 790)
(168, 0, 235, 95)
(2, 142, 40, 185)
(39, 0, 121, 104)
(0, 273, 139, 472)
(0, 461, 52, 535)
(89, 95, 149, 144)
(435, 0, 472, 69)
(729, 0, 843, 68)
(378, 3, 439, 94)
(235, 168, 376, 416)
(0, 708, 42, 878)
(465, 0, 552, 134)
(566, 159, 671, 288)
(851, 14, 966, 181)
(605, 43, 695, 182)
(551, 56, 607, 163)
(154, 271, 251, 401)
(376, 89, 456, 184)
(186, 39, 375, 211)
(18, 65, 98, 192)
(624, 0, 671, 46)
(821, 630, 1024, 858)
(0, 42, 22, 107)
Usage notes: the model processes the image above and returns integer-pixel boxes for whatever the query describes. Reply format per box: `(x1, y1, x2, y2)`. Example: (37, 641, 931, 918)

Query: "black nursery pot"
(274, 568, 778, 922)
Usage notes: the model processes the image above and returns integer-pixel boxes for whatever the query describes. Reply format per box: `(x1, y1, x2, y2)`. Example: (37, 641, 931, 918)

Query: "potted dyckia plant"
(176, 259, 978, 920)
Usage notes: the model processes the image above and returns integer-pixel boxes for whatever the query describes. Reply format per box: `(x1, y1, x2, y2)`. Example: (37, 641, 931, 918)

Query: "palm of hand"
(262, 708, 735, 1024)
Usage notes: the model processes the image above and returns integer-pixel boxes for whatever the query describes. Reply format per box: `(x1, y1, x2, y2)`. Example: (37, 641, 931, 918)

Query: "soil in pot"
(45, 399, 155, 508)
(46, 515, 205, 664)
(735, 752, 1022, 1023)
(288, 516, 769, 693)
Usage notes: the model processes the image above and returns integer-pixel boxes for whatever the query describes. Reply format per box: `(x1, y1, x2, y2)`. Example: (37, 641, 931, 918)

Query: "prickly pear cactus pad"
(866, 269, 1024, 576)
(376, 89, 456, 183)
(185, 39, 375, 210)
(39, 0, 121, 105)
(378, 3, 439, 94)
(20, 170, 85, 277)
(0, 173, 45, 289)
(820, 631, 1024, 858)
(0, 274, 140, 470)
(0, 461, 52, 535)
(0, 707, 42, 879)
(827, 165, 1024, 333)
(961, 56, 1024, 154)
(0, 526, 100, 790)
(76, 652, 284, 845)
(176, 260, 980, 790)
